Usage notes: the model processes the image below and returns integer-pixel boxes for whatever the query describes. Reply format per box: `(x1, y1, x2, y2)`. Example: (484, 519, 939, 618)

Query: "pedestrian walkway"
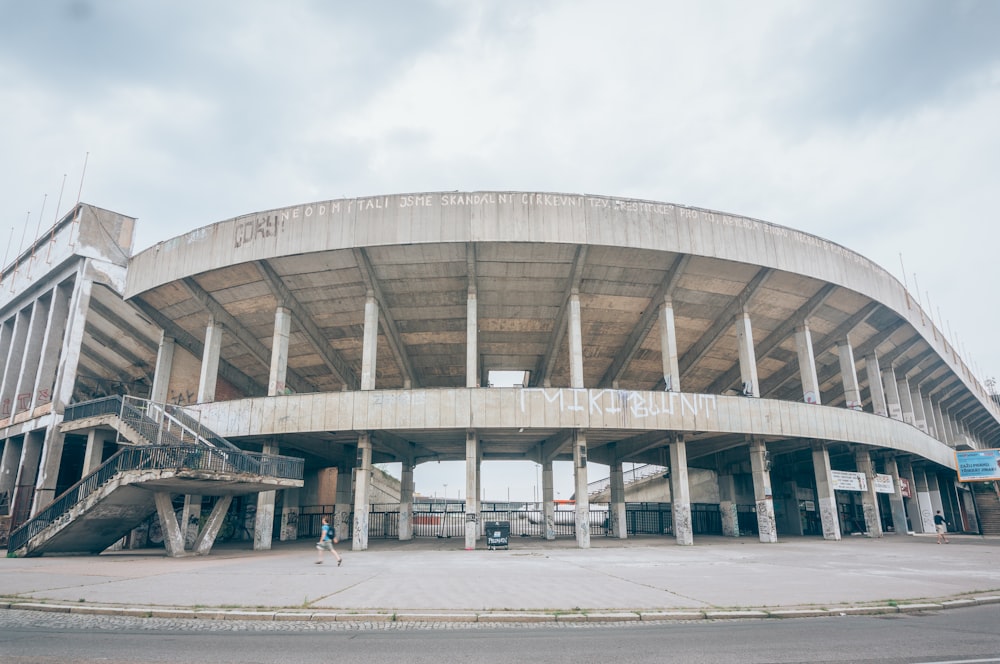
(2, 534, 999, 623)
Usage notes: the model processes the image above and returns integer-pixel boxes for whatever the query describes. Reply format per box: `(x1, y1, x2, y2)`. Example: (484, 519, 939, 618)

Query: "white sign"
(873, 474, 894, 494)
(831, 470, 867, 492)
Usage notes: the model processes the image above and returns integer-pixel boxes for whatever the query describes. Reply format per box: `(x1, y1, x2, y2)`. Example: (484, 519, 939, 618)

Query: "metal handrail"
(7, 444, 304, 553)
(587, 464, 668, 496)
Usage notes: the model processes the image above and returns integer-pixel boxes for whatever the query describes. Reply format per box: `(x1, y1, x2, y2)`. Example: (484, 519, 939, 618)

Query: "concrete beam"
(257, 260, 359, 390)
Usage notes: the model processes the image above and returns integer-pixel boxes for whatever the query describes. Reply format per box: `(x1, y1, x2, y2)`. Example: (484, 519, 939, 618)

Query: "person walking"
(933, 511, 950, 544)
(315, 516, 343, 565)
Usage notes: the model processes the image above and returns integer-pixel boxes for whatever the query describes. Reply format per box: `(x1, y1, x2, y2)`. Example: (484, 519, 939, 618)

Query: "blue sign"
(956, 449, 1000, 481)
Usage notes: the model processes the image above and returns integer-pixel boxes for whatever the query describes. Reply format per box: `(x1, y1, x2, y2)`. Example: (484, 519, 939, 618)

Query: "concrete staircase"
(7, 396, 303, 557)
(973, 484, 1000, 536)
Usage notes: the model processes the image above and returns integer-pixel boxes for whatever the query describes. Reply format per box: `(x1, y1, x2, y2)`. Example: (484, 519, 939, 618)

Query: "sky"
(2, 1, 999, 501)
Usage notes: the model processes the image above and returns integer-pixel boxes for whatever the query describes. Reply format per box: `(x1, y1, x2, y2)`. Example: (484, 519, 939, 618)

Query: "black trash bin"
(486, 520, 510, 550)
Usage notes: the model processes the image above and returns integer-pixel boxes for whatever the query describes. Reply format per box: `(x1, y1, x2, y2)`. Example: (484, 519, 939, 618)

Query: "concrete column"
(254, 441, 279, 551)
(29, 279, 72, 412)
(464, 430, 479, 550)
(882, 367, 903, 420)
(812, 442, 841, 540)
(608, 451, 627, 539)
(898, 460, 925, 533)
(181, 495, 203, 548)
(361, 291, 379, 391)
(154, 491, 185, 557)
(660, 297, 681, 392)
(854, 448, 882, 537)
(334, 462, 353, 542)
(399, 460, 414, 540)
(913, 467, 936, 533)
(669, 434, 693, 545)
(909, 387, 927, 433)
(896, 377, 915, 425)
(749, 438, 777, 542)
(268, 307, 291, 396)
(734, 310, 759, 397)
(13, 295, 50, 419)
(864, 353, 887, 416)
(279, 487, 299, 541)
(150, 333, 175, 404)
(568, 290, 584, 389)
(542, 460, 555, 540)
(928, 472, 945, 517)
(352, 433, 372, 550)
(795, 323, 820, 404)
(718, 473, 739, 537)
(198, 315, 223, 404)
(931, 400, 949, 445)
(573, 430, 590, 548)
(838, 339, 862, 410)
(32, 427, 65, 513)
(921, 396, 937, 438)
(0, 310, 30, 418)
(0, 436, 24, 507)
(466, 282, 478, 388)
(882, 455, 910, 535)
(82, 429, 112, 475)
(192, 495, 232, 555)
(13, 431, 42, 518)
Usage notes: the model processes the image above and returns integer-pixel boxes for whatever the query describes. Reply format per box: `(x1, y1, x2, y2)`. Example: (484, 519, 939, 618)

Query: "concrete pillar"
(669, 434, 693, 546)
(399, 459, 414, 540)
(913, 467, 936, 533)
(334, 462, 353, 542)
(909, 387, 927, 433)
(749, 438, 777, 542)
(928, 471, 945, 518)
(572, 430, 590, 548)
(150, 333, 175, 404)
(279, 487, 300, 541)
(608, 451, 627, 539)
(931, 400, 949, 445)
(32, 427, 65, 513)
(812, 442, 841, 540)
(352, 433, 372, 550)
(12, 432, 42, 518)
(82, 429, 112, 476)
(882, 367, 903, 420)
(154, 491, 185, 557)
(922, 396, 937, 438)
(0, 435, 23, 503)
(734, 310, 759, 397)
(838, 339, 862, 410)
(181, 495, 203, 548)
(882, 455, 910, 535)
(254, 441, 279, 551)
(795, 323, 820, 404)
(268, 307, 291, 396)
(198, 315, 223, 403)
(12, 295, 50, 419)
(568, 290, 584, 389)
(864, 353, 887, 416)
(30, 279, 72, 412)
(0, 310, 30, 418)
(896, 377, 915, 425)
(361, 291, 379, 391)
(898, 460, 924, 533)
(718, 473, 739, 537)
(464, 430, 479, 550)
(542, 460, 555, 540)
(660, 297, 681, 391)
(853, 448, 882, 537)
(192, 495, 232, 555)
(466, 282, 478, 388)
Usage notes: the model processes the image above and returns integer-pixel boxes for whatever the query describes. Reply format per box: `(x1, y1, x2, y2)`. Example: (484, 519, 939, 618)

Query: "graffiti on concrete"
(519, 388, 717, 420)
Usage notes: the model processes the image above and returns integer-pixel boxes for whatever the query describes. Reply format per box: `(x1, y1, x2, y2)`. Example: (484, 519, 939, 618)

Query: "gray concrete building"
(2, 192, 998, 555)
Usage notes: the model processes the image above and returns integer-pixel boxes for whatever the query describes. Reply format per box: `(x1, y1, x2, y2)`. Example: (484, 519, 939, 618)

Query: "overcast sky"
(2, 1, 998, 501)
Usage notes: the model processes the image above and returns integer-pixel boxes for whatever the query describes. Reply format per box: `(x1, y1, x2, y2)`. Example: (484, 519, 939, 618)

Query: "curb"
(3, 595, 999, 624)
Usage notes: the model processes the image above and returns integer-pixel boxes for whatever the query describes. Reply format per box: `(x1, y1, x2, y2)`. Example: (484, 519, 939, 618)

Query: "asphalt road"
(2, 604, 999, 664)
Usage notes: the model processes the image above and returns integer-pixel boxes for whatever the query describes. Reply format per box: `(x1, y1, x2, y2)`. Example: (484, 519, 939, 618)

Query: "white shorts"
(935, 523, 947, 534)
